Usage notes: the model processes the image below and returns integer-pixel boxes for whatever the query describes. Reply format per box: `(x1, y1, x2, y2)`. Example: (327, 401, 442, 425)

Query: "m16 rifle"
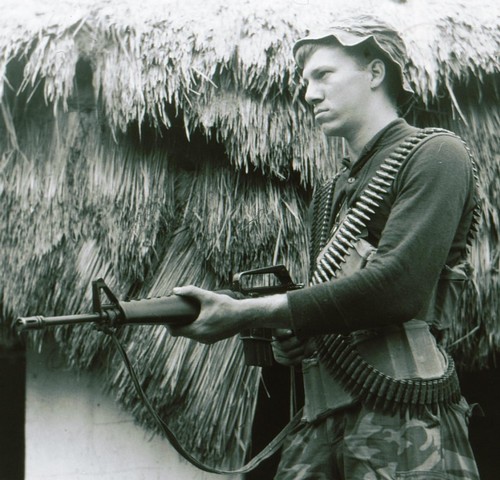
(16, 264, 303, 366)
(16, 265, 305, 474)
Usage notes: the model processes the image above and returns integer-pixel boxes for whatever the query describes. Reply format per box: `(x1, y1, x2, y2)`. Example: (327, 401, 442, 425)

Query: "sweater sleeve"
(287, 135, 474, 336)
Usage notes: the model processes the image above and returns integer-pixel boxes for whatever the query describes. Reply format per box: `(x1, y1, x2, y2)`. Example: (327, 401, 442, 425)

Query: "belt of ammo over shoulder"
(308, 128, 482, 415)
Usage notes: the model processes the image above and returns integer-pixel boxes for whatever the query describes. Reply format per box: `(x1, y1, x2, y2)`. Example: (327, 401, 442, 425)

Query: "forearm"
(169, 287, 293, 343)
(240, 293, 293, 330)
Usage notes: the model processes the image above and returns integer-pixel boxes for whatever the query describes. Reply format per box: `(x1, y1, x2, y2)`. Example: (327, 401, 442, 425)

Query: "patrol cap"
(293, 15, 414, 98)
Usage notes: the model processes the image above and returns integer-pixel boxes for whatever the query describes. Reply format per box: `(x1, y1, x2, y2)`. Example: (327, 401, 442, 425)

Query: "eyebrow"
(302, 65, 336, 80)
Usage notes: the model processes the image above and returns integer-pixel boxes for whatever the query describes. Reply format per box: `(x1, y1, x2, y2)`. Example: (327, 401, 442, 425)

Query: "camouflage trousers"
(274, 397, 479, 480)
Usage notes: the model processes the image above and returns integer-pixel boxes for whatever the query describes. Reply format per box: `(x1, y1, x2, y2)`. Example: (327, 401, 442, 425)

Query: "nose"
(304, 81, 323, 105)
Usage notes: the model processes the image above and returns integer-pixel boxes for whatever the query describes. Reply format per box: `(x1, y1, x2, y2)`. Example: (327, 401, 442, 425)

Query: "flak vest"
(302, 128, 481, 422)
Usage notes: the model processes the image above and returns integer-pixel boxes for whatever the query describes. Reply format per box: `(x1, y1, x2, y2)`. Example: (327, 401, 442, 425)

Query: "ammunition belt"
(309, 128, 480, 414)
(317, 334, 461, 415)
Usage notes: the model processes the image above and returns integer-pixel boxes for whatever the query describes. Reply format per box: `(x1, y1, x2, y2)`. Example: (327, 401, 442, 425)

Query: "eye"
(315, 70, 333, 80)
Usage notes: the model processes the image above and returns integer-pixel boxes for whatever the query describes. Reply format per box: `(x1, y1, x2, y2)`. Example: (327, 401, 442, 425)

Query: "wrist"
(238, 294, 292, 330)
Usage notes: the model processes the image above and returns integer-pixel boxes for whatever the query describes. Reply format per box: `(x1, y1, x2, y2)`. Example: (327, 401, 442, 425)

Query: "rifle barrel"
(15, 313, 103, 332)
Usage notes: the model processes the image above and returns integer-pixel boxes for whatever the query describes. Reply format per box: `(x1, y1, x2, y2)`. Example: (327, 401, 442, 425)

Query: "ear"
(368, 59, 386, 89)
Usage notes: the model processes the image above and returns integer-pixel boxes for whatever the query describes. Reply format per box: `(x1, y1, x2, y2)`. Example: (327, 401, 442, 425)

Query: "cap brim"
(293, 29, 414, 95)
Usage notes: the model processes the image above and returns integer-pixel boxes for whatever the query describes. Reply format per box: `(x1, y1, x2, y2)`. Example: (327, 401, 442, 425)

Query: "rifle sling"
(108, 329, 301, 475)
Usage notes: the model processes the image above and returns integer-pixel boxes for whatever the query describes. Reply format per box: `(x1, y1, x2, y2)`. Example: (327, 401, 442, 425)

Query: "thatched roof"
(1, 0, 499, 468)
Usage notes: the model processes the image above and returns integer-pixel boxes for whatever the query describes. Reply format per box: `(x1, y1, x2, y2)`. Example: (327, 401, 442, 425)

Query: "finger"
(272, 339, 305, 356)
(172, 286, 215, 306)
(273, 336, 304, 351)
(273, 353, 303, 367)
(166, 325, 180, 337)
(273, 350, 305, 362)
(274, 358, 296, 367)
(273, 328, 294, 340)
(167, 323, 192, 337)
(172, 285, 203, 296)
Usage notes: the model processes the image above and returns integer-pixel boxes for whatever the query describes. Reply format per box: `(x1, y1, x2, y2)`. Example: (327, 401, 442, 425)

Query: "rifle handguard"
(118, 295, 200, 326)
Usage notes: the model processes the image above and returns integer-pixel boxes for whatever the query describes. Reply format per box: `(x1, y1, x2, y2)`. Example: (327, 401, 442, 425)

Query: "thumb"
(172, 285, 205, 296)
(273, 328, 294, 340)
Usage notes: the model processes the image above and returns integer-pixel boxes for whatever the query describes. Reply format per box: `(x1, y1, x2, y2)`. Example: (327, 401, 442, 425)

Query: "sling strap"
(109, 329, 302, 475)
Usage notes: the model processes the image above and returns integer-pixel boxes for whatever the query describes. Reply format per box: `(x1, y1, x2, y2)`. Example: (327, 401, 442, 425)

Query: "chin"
(318, 118, 351, 138)
(320, 124, 342, 137)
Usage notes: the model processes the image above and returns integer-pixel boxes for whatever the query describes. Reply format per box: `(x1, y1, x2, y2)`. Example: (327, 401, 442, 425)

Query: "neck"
(345, 106, 399, 161)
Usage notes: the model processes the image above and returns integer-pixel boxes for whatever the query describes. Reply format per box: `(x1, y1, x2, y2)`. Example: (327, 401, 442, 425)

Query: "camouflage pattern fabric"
(275, 398, 479, 480)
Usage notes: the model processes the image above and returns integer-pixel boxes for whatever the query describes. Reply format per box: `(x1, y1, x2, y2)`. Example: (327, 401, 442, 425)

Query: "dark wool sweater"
(287, 119, 477, 337)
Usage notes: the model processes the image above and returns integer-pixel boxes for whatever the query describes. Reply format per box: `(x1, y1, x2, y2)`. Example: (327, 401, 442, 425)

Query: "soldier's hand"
(169, 286, 243, 343)
(271, 329, 306, 366)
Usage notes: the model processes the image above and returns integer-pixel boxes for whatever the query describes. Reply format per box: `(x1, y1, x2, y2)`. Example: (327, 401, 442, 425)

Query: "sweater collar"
(342, 118, 409, 171)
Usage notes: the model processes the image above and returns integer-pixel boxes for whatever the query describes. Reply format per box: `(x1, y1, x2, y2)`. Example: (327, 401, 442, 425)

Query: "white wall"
(25, 341, 241, 480)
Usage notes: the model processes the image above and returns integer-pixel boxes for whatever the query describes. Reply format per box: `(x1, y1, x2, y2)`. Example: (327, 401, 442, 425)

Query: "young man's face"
(301, 44, 372, 137)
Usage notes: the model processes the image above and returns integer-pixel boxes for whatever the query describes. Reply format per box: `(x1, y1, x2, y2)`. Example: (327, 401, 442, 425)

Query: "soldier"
(170, 15, 480, 479)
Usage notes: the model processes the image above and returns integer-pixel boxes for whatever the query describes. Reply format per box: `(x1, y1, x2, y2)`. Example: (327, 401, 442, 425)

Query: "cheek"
(326, 77, 359, 101)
